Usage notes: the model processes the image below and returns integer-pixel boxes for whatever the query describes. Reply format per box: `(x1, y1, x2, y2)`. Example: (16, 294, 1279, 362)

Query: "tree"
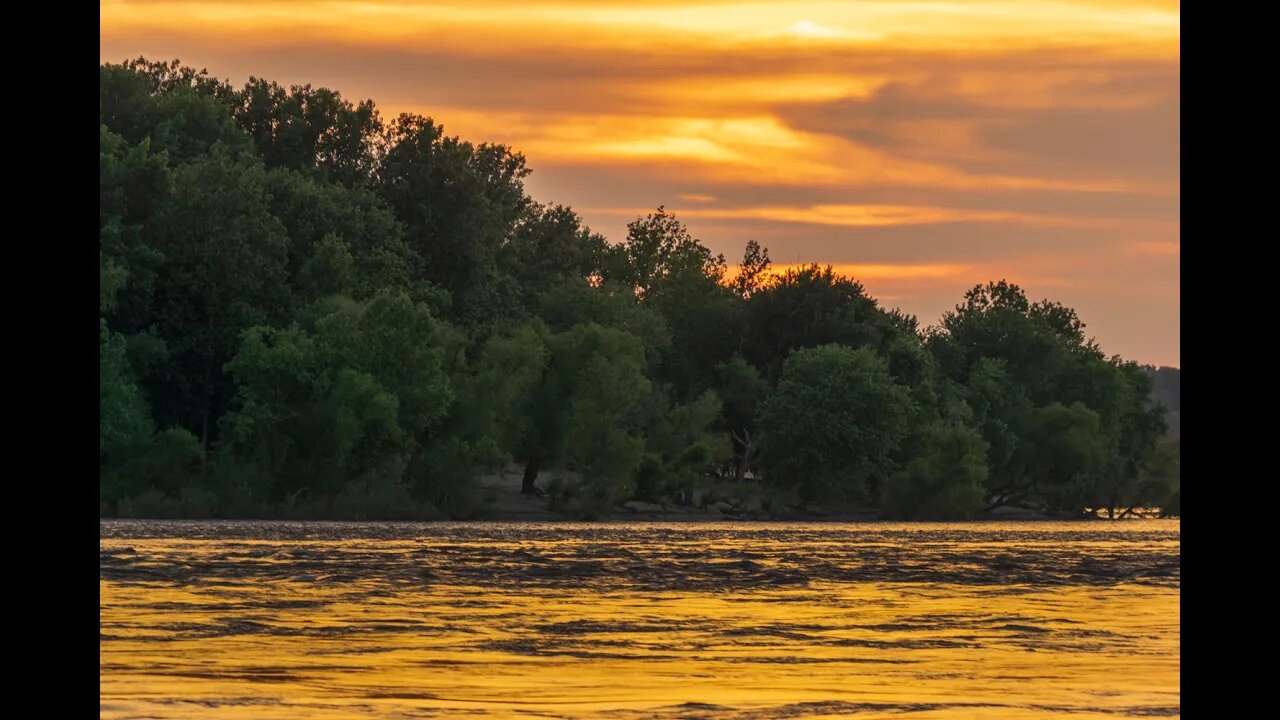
(603, 206, 727, 301)
(882, 418, 989, 520)
(377, 114, 531, 321)
(744, 264, 903, 383)
(1018, 402, 1107, 513)
(100, 126, 172, 326)
(961, 358, 1033, 507)
(536, 278, 671, 366)
(715, 357, 769, 482)
(636, 389, 730, 501)
(233, 78, 383, 186)
(98, 58, 1180, 521)
(120, 154, 292, 448)
(514, 324, 651, 508)
(558, 343, 651, 514)
(1143, 436, 1180, 518)
(101, 320, 203, 504)
(929, 281, 1169, 516)
(499, 203, 608, 304)
(101, 321, 156, 463)
(732, 239, 771, 299)
(928, 280, 1093, 404)
(601, 207, 740, 397)
(100, 59, 246, 163)
(1077, 359, 1168, 516)
(1146, 366, 1180, 437)
(414, 322, 551, 514)
(758, 346, 914, 503)
(221, 291, 454, 501)
(222, 325, 404, 500)
(262, 168, 415, 299)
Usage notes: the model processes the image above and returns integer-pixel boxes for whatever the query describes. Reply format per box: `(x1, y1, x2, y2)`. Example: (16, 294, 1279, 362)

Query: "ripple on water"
(101, 519, 1180, 720)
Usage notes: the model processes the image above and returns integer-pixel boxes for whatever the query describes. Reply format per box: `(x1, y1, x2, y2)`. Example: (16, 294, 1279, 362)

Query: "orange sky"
(100, 0, 1180, 366)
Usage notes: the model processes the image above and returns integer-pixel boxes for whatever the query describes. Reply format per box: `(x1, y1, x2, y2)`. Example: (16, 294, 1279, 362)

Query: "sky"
(100, 0, 1180, 367)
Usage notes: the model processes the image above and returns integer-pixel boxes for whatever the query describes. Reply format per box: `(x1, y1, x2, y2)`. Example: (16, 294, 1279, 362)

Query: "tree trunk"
(730, 429, 757, 483)
(984, 485, 1033, 512)
(200, 408, 210, 481)
(401, 442, 425, 486)
(521, 456, 542, 495)
(201, 345, 214, 482)
(732, 427, 747, 479)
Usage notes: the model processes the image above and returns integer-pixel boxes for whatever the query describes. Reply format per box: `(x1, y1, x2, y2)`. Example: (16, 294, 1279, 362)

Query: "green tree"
(758, 346, 914, 503)
(100, 59, 246, 163)
(121, 154, 291, 448)
(715, 357, 769, 482)
(1018, 402, 1107, 513)
(377, 114, 531, 321)
(233, 78, 383, 186)
(602, 207, 740, 397)
(514, 324, 651, 509)
(882, 418, 989, 520)
(101, 321, 204, 504)
(536, 278, 671, 365)
(928, 280, 1091, 404)
(929, 281, 1169, 516)
(959, 358, 1034, 503)
(101, 321, 156, 463)
(499, 203, 608, 304)
(636, 389, 730, 501)
(603, 206, 727, 301)
(98, 59, 1180, 521)
(221, 291, 454, 501)
(744, 264, 903, 383)
(263, 168, 415, 301)
(414, 322, 551, 515)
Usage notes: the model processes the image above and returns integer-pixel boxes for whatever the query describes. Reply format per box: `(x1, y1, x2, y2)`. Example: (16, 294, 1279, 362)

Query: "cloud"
(776, 64, 1179, 188)
(100, 0, 1179, 365)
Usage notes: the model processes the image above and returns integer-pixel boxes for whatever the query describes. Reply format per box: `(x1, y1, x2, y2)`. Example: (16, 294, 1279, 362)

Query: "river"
(100, 519, 1179, 718)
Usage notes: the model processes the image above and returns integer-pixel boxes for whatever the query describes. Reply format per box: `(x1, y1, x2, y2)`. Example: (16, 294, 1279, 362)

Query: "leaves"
(758, 346, 914, 503)
(98, 59, 1176, 520)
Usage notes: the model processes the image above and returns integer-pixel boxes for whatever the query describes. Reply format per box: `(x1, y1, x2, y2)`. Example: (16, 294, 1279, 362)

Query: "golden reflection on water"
(100, 521, 1179, 719)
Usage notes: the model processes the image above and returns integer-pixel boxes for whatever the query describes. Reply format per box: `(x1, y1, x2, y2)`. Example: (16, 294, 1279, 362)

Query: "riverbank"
(478, 467, 1071, 522)
(103, 463, 1147, 522)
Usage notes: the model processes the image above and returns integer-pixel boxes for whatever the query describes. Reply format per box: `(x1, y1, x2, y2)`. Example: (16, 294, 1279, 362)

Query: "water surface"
(100, 520, 1179, 718)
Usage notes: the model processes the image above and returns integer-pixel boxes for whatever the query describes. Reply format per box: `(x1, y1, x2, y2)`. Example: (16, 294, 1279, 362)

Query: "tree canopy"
(100, 59, 1178, 520)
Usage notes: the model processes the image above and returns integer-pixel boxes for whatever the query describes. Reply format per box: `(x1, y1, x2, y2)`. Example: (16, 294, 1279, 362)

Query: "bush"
(329, 473, 441, 521)
(102, 427, 204, 503)
(178, 486, 219, 518)
(632, 452, 667, 502)
(546, 472, 623, 520)
(881, 421, 989, 520)
(415, 438, 502, 519)
(117, 489, 180, 518)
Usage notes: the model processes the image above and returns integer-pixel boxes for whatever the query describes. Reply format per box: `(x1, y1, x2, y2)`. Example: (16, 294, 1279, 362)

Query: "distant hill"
(1144, 366, 1180, 437)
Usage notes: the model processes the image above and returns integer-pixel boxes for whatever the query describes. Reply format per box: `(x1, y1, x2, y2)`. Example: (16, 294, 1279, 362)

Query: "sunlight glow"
(99, 0, 1180, 364)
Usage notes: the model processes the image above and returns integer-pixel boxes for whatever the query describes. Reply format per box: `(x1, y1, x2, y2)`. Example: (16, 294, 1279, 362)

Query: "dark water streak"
(101, 520, 1179, 591)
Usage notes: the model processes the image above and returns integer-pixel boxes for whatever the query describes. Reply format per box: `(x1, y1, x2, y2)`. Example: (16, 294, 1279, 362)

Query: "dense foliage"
(100, 59, 1180, 519)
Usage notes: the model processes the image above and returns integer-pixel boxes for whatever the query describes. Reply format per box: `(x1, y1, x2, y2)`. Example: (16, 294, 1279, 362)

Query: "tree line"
(100, 59, 1180, 520)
